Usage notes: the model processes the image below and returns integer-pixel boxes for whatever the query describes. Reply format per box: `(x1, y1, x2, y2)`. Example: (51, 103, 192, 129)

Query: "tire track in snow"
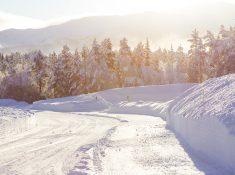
(0, 112, 120, 175)
(68, 126, 118, 175)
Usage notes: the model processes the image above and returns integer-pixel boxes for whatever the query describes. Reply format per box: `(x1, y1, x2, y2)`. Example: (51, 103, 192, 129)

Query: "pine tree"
(100, 38, 118, 88)
(0, 53, 7, 77)
(69, 49, 81, 95)
(31, 50, 47, 96)
(133, 42, 145, 68)
(101, 38, 115, 70)
(144, 38, 151, 66)
(153, 48, 162, 72)
(188, 29, 206, 82)
(47, 52, 58, 98)
(176, 45, 186, 73)
(205, 26, 235, 77)
(118, 38, 134, 86)
(119, 38, 131, 57)
(81, 46, 89, 93)
(204, 30, 217, 78)
(217, 26, 235, 76)
(133, 42, 145, 85)
(54, 45, 73, 96)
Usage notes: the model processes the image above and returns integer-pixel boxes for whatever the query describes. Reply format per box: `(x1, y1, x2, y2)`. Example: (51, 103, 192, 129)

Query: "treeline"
(0, 25, 234, 103)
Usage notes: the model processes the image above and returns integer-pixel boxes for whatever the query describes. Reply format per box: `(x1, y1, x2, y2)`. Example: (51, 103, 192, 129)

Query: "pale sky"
(0, 0, 234, 30)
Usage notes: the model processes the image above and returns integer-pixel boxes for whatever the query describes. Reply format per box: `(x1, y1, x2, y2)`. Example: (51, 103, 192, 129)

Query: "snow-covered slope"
(168, 74, 235, 173)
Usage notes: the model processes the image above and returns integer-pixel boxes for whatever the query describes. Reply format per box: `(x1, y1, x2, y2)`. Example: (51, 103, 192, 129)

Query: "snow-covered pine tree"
(152, 48, 163, 84)
(101, 38, 115, 70)
(133, 42, 145, 67)
(204, 30, 217, 78)
(100, 38, 118, 88)
(144, 38, 151, 66)
(133, 42, 145, 85)
(164, 45, 175, 84)
(69, 49, 82, 95)
(217, 26, 235, 76)
(31, 50, 47, 97)
(175, 45, 187, 82)
(5, 53, 17, 77)
(118, 38, 135, 86)
(86, 39, 101, 91)
(54, 45, 74, 96)
(47, 51, 59, 98)
(141, 39, 157, 85)
(80, 46, 89, 93)
(188, 29, 206, 83)
(0, 53, 7, 77)
(204, 26, 235, 78)
(152, 48, 162, 72)
(86, 39, 115, 91)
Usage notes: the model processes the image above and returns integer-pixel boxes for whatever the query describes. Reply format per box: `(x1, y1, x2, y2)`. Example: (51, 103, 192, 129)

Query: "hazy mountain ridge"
(0, 3, 234, 53)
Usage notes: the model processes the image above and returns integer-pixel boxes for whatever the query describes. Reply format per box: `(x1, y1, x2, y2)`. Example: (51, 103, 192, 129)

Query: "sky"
(0, 0, 234, 30)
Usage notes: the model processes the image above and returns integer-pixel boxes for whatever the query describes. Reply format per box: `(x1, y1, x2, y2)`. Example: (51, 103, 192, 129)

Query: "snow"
(0, 100, 35, 137)
(30, 84, 194, 113)
(167, 74, 235, 173)
(0, 99, 28, 107)
(31, 94, 111, 112)
(0, 74, 234, 174)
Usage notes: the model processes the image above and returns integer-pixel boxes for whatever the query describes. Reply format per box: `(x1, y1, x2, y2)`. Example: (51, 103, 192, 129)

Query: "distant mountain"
(0, 3, 234, 53)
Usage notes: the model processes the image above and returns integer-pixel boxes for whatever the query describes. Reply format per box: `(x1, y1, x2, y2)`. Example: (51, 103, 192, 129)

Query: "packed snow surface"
(0, 75, 234, 174)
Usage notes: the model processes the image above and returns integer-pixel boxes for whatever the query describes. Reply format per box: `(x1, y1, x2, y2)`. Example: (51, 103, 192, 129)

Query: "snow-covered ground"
(0, 99, 35, 137)
(0, 74, 234, 174)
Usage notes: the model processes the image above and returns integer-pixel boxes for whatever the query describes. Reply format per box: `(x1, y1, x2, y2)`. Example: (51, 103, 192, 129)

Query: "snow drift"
(168, 74, 235, 173)
(0, 100, 35, 136)
(31, 94, 111, 112)
(0, 99, 28, 107)
(30, 84, 194, 114)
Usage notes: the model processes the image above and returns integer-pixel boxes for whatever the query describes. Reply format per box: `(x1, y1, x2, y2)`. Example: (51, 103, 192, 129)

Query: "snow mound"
(0, 99, 28, 107)
(30, 94, 111, 112)
(30, 84, 194, 113)
(0, 100, 35, 136)
(0, 106, 32, 119)
(168, 74, 235, 173)
(100, 84, 195, 118)
(99, 84, 195, 104)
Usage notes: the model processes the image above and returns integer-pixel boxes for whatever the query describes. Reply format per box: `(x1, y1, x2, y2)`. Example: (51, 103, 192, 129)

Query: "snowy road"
(0, 111, 225, 175)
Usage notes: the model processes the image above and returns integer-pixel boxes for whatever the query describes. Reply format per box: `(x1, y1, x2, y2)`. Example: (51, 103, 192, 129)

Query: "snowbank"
(168, 74, 235, 173)
(30, 84, 194, 114)
(101, 84, 194, 118)
(0, 100, 35, 136)
(0, 99, 28, 107)
(31, 94, 111, 112)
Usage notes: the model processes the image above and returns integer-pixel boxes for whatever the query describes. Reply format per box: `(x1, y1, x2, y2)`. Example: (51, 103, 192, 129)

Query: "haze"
(0, 0, 235, 30)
